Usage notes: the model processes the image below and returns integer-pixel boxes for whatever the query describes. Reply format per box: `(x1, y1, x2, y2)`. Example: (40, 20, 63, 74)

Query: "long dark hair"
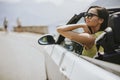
(87, 6, 109, 31)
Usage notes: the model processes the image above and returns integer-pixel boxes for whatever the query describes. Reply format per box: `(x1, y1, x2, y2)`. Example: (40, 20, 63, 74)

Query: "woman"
(57, 6, 109, 58)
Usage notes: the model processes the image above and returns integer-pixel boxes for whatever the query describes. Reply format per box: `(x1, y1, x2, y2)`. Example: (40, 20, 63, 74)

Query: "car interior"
(95, 8, 120, 64)
(56, 8, 120, 65)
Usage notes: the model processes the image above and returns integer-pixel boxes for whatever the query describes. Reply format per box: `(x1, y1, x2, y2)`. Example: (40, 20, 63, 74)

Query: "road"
(0, 31, 46, 80)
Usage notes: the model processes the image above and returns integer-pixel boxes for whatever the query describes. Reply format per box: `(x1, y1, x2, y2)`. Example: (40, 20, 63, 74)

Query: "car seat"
(95, 11, 120, 64)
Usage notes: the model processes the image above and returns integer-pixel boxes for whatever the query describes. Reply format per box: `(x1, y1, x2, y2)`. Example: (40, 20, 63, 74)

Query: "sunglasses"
(84, 13, 98, 19)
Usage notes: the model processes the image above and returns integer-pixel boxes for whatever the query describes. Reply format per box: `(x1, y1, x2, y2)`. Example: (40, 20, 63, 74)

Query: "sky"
(0, 0, 97, 33)
(0, 0, 95, 5)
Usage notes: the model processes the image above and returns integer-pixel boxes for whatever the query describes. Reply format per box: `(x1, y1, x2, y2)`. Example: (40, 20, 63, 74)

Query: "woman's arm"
(57, 24, 95, 49)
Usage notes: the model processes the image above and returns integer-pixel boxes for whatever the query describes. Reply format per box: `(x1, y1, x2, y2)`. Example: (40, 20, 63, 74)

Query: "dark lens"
(84, 12, 87, 17)
(84, 13, 98, 18)
(84, 13, 92, 17)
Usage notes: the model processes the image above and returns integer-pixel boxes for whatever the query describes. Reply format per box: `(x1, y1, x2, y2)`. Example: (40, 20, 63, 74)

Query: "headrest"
(108, 12, 120, 45)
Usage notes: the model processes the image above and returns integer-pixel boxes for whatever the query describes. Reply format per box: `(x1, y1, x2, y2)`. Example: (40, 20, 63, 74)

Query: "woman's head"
(84, 6, 109, 31)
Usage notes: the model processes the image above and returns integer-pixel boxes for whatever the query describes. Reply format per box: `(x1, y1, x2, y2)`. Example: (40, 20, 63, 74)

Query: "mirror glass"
(38, 35, 55, 45)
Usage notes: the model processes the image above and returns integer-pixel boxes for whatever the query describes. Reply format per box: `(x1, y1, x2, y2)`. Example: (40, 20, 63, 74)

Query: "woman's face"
(84, 8, 103, 28)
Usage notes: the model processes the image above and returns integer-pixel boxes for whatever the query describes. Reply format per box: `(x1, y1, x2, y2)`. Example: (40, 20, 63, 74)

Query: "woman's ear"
(99, 18, 104, 24)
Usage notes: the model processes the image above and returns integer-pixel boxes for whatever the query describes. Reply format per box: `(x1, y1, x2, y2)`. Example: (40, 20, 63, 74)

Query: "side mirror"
(38, 34, 55, 45)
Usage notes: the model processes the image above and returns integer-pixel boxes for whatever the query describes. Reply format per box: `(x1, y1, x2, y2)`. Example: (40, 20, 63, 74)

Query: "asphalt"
(0, 31, 46, 80)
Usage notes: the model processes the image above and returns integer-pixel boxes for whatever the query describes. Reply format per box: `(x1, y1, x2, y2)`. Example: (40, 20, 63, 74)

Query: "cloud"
(34, 0, 96, 6)
(0, 0, 64, 5)
(74, 0, 96, 4)
(75, 0, 96, 2)
(35, 0, 64, 5)
(0, 0, 20, 3)
(0, 0, 96, 6)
